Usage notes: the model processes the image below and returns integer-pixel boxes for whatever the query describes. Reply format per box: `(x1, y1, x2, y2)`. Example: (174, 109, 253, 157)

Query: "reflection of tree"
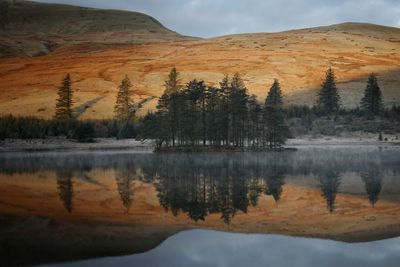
(56, 170, 74, 213)
(249, 178, 262, 206)
(361, 168, 383, 207)
(217, 174, 235, 224)
(154, 158, 256, 224)
(115, 169, 134, 212)
(264, 165, 285, 202)
(319, 170, 341, 212)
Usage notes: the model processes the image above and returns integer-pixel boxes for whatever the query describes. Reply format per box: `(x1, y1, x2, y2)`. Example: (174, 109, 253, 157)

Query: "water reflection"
(115, 168, 134, 212)
(318, 169, 341, 212)
(154, 158, 288, 223)
(0, 148, 399, 220)
(56, 170, 74, 213)
(361, 166, 383, 207)
(44, 229, 400, 267)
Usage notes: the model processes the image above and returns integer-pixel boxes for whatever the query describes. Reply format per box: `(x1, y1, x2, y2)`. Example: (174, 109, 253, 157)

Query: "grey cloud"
(34, 0, 400, 37)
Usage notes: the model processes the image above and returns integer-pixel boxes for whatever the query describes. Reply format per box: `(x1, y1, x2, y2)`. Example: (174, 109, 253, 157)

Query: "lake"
(0, 146, 399, 266)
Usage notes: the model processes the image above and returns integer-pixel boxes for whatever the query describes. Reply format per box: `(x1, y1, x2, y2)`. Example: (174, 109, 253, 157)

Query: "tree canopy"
(361, 73, 383, 115)
(317, 68, 340, 113)
(54, 74, 74, 120)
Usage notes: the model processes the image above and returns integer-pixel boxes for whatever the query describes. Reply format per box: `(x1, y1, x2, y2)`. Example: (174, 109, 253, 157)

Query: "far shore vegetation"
(0, 68, 399, 150)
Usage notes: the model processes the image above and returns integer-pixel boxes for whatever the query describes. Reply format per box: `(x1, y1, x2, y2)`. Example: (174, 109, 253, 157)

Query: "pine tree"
(265, 79, 283, 107)
(360, 73, 383, 115)
(263, 79, 289, 150)
(156, 68, 182, 146)
(317, 68, 340, 113)
(54, 74, 74, 120)
(229, 73, 249, 146)
(219, 75, 231, 145)
(248, 95, 262, 147)
(164, 67, 181, 94)
(114, 75, 134, 121)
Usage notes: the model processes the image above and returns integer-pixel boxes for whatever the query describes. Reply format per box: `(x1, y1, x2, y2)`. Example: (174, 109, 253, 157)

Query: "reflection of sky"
(46, 230, 400, 267)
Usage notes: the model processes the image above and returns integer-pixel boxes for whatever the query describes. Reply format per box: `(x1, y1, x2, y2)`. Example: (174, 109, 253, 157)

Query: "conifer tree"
(54, 74, 74, 120)
(156, 68, 182, 146)
(360, 73, 383, 115)
(114, 75, 134, 121)
(219, 75, 231, 145)
(164, 67, 181, 94)
(265, 79, 283, 107)
(263, 79, 289, 149)
(317, 68, 340, 113)
(229, 73, 249, 146)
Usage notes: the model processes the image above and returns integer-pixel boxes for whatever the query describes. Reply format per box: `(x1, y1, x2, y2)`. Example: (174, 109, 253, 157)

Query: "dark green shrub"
(72, 122, 95, 142)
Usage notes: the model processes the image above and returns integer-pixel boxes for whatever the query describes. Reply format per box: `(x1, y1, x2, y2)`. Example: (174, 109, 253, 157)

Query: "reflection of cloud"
(34, 0, 400, 37)
(57, 230, 400, 267)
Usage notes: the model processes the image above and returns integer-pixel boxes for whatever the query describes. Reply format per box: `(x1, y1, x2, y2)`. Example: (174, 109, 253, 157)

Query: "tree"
(263, 79, 289, 150)
(185, 79, 207, 145)
(229, 73, 249, 146)
(114, 75, 134, 121)
(317, 68, 340, 113)
(265, 79, 283, 107)
(164, 67, 181, 94)
(54, 74, 74, 120)
(248, 95, 262, 147)
(219, 75, 231, 145)
(156, 68, 183, 147)
(360, 73, 383, 115)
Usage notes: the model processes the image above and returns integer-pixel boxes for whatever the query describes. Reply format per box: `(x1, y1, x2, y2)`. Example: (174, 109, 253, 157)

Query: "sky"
(35, 0, 400, 38)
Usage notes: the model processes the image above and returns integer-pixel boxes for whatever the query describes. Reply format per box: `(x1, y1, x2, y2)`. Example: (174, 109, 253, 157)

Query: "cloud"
(34, 0, 400, 37)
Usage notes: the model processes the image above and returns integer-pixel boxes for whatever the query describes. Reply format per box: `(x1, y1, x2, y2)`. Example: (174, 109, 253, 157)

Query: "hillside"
(0, 0, 195, 57)
(0, 1, 399, 119)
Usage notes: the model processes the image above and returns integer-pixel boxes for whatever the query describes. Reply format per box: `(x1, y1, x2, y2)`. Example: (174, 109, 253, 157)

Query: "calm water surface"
(0, 146, 399, 265)
(46, 230, 400, 267)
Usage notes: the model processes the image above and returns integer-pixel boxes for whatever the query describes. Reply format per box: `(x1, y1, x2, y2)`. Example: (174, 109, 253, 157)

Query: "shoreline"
(0, 136, 398, 153)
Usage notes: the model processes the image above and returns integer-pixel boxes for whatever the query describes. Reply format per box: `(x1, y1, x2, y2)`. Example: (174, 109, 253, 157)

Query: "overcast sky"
(35, 0, 400, 38)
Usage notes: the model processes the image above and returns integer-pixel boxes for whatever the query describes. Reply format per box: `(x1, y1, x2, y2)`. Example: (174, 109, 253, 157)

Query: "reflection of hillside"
(0, 149, 399, 217)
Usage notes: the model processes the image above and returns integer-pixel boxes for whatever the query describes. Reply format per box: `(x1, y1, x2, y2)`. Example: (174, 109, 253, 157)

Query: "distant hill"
(0, 1, 399, 119)
(0, 0, 197, 57)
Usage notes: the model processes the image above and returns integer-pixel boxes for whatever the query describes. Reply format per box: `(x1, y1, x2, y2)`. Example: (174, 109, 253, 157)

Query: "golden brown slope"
(0, 4, 399, 120)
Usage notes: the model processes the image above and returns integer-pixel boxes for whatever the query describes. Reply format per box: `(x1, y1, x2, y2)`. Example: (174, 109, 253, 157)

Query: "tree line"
(140, 67, 388, 150)
(0, 67, 396, 143)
